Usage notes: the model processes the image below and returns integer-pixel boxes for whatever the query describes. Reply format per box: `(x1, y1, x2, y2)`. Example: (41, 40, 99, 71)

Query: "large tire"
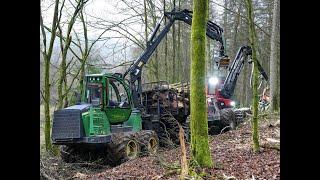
(234, 110, 245, 123)
(158, 114, 180, 146)
(106, 133, 141, 166)
(220, 108, 236, 131)
(60, 145, 76, 163)
(158, 114, 189, 147)
(136, 130, 159, 156)
(234, 108, 252, 123)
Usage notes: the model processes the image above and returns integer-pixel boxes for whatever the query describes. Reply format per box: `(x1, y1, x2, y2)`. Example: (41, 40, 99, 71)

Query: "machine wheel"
(158, 114, 179, 146)
(220, 108, 236, 131)
(234, 110, 245, 123)
(106, 133, 140, 166)
(136, 130, 159, 156)
(234, 108, 252, 123)
(183, 116, 191, 142)
(60, 145, 76, 163)
(158, 114, 189, 147)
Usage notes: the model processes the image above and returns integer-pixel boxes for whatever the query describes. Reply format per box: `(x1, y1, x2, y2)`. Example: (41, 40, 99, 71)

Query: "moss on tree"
(190, 0, 213, 167)
(246, 0, 260, 152)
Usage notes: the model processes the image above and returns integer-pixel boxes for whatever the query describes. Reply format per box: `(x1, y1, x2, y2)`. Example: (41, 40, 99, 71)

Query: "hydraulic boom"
(123, 9, 228, 107)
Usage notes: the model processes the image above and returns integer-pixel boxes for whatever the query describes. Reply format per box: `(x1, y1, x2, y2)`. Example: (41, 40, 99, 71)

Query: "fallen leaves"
(40, 116, 280, 180)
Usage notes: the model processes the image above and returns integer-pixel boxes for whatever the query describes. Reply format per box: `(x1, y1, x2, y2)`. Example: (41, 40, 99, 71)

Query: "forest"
(40, 0, 280, 179)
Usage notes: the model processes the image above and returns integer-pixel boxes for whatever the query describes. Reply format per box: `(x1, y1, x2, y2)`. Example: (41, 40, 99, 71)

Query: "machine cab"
(84, 74, 132, 123)
(206, 75, 225, 96)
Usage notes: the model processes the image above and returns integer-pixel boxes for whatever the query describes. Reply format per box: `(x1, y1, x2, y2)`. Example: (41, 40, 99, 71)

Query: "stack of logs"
(141, 82, 191, 121)
(168, 82, 190, 110)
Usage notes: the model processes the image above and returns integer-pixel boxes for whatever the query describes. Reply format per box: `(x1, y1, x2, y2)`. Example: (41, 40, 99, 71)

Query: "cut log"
(266, 138, 280, 143)
(179, 124, 188, 178)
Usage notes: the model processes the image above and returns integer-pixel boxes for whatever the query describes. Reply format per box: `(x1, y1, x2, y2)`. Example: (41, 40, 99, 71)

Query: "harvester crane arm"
(220, 46, 268, 99)
(123, 9, 226, 107)
(165, 9, 225, 57)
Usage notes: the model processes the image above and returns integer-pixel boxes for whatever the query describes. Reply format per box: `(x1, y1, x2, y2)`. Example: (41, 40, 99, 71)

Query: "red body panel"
(206, 78, 232, 110)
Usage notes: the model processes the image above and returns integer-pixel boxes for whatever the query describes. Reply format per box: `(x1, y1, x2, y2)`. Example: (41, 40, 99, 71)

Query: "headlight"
(209, 77, 219, 85)
(230, 101, 236, 107)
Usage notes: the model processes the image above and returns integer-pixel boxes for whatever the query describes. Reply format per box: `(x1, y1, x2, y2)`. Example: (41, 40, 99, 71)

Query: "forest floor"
(40, 113, 280, 180)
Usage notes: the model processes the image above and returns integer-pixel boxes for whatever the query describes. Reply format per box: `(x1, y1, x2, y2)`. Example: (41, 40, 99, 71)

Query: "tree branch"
(211, 1, 279, 44)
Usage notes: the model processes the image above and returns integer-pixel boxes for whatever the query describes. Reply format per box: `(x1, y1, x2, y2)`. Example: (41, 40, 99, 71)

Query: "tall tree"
(78, 9, 89, 98)
(223, 0, 228, 54)
(190, 0, 213, 167)
(163, 0, 168, 81)
(246, 0, 260, 152)
(206, 0, 211, 76)
(172, 0, 176, 83)
(231, 1, 241, 56)
(270, 0, 280, 112)
(143, 0, 148, 46)
(57, 0, 85, 109)
(40, 0, 60, 152)
(77, 8, 110, 99)
(147, 0, 159, 81)
(177, 0, 182, 82)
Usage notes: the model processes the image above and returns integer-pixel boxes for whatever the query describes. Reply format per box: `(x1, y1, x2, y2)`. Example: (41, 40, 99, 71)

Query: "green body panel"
(82, 112, 90, 135)
(124, 109, 142, 132)
(105, 108, 132, 124)
(82, 107, 111, 136)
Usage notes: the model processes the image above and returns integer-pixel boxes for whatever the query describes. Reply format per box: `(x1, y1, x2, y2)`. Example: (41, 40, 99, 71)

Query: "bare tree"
(190, 0, 213, 168)
(57, 0, 86, 109)
(171, 0, 176, 83)
(245, 0, 260, 152)
(40, 0, 61, 152)
(269, 0, 280, 112)
(164, 0, 168, 81)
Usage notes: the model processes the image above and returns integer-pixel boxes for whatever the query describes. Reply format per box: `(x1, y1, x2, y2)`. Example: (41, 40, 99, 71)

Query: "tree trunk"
(57, 0, 85, 109)
(164, 0, 168, 81)
(206, 38, 211, 76)
(190, 0, 213, 167)
(270, 0, 280, 112)
(57, 35, 70, 109)
(172, 0, 176, 83)
(144, 0, 148, 46)
(232, 3, 241, 56)
(246, 0, 260, 153)
(177, 0, 181, 82)
(44, 55, 52, 151)
(223, 0, 228, 54)
(206, 0, 211, 76)
(152, 1, 159, 81)
(79, 64, 85, 100)
(242, 63, 248, 107)
(41, 0, 60, 152)
(80, 7, 89, 98)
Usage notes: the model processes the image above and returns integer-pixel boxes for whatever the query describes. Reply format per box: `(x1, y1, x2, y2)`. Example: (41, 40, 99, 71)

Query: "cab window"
(87, 84, 102, 106)
(108, 79, 130, 108)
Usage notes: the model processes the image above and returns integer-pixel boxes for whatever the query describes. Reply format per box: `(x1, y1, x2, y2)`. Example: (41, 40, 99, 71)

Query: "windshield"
(87, 84, 102, 106)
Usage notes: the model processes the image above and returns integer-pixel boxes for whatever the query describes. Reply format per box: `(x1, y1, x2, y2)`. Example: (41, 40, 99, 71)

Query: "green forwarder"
(52, 73, 158, 165)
